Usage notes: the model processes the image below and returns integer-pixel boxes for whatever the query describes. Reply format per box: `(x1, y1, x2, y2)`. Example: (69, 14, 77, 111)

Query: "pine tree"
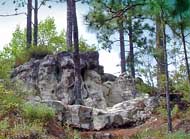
(86, 0, 146, 76)
(170, 0, 190, 91)
(33, 0, 38, 46)
(27, 0, 32, 48)
(66, 0, 82, 104)
(66, 0, 73, 50)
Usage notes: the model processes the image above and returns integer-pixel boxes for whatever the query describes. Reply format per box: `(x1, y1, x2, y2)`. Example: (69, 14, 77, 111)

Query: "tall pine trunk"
(66, 0, 73, 50)
(156, 16, 165, 92)
(181, 26, 190, 85)
(33, 0, 38, 46)
(27, 0, 32, 48)
(163, 23, 172, 133)
(128, 17, 135, 78)
(71, 0, 82, 104)
(119, 21, 126, 73)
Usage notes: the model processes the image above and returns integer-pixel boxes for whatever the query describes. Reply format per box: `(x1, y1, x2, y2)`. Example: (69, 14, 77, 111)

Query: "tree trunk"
(27, 0, 32, 48)
(163, 23, 173, 133)
(128, 17, 135, 78)
(33, 0, 38, 46)
(66, 0, 73, 51)
(156, 16, 165, 91)
(181, 26, 190, 84)
(71, 0, 82, 104)
(119, 22, 126, 73)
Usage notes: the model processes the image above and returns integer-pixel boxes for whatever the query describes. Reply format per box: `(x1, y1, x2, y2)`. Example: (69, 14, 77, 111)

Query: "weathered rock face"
(42, 96, 155, 131)
(12, 51, 106, 109)
(12, 51, 157, 130)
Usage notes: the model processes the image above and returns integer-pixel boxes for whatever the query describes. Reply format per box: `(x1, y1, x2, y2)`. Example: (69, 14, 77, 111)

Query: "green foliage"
(132, 127, 166, 139)
(0, 120, 45, 139)
(0, 119, 9, 131)
(0, 83, 56, 138)
(171, 104, 179, 117)
(79, 38, 96, 52)
(22, 103, 55, 122)
(135, 79, 156, 95)
(64, 123, 81, 139)
(172, 81, 190, 101)
(0, 84, 23, 113)
(155, 100, 179, 120)
(0, 17, 96, 79)
(15, 45, 54, 66)
(166, 130, 190, 139)
(132, 127, 190, 139)
(10, 121, 44, 137)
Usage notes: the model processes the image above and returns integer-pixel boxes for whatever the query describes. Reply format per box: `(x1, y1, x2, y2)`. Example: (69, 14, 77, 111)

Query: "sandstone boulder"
(11, 51, 158, 131)
(45, 96, 154, 130)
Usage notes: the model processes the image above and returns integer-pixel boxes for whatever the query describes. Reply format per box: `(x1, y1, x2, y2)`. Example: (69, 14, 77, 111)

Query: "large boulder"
(12, 51, 107, 109)
(11, 51, 158, 131)
(44, 96, 154, 130)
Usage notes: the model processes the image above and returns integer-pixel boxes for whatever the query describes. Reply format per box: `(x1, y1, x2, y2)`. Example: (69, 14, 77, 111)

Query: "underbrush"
(132, 128, 190, 139)
(0, 81, 82, 139)
(0, 82, 56, 139)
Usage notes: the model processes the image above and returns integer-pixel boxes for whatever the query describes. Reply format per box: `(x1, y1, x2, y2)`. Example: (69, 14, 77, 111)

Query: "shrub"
(22, 103, 55, 122)
(64, 123, 81, 139)
(27, 45, 54, 59)
(0, 84, 23, 113)
(154, 103, 179, 120)
(15, 45, 54, 66)
(135, 79, 156, 95)
(172, 80, 190, 101)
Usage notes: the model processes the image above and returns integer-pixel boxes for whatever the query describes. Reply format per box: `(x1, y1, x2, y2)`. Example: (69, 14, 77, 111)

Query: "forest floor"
(80, 115, 189, 139)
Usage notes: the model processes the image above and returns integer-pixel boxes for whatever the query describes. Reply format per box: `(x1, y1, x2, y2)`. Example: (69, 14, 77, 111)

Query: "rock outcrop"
(12, 51, 157, 130)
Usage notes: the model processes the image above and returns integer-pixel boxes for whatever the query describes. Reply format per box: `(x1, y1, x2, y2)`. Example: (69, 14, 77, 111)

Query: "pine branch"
(104, 3, 145, 22)
(0, 12, 26, 17)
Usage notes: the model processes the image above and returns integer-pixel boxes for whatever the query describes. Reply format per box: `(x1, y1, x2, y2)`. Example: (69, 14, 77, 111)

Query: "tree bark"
(163, 23, 173, 133)
(128, 17, 135, 78)
(119, 21, 126, 73)
(181, 26, 190, 85)
(71, 0, 82, 104)
(27, 0, 32, 48)
(66, 0, 73, 51)
(33, 0, 38, 46)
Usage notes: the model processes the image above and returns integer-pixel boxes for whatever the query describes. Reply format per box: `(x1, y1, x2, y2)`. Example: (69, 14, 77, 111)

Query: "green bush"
(64, 123, 81, 139)
(22, 103, 55, 122)
(154, 103, 179, 120)
(135, 81, 156, 95)
(0, 84, 23, 113)
(172, 80, 190, 101)
(15, 45, 54, 66)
